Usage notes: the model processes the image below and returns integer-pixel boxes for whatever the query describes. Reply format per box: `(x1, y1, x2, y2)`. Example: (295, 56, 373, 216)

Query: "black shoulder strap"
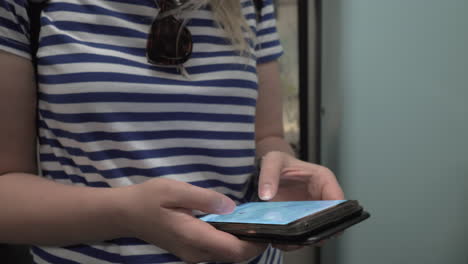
(254, 0, 263, 21)
(27, 1, 46, 65)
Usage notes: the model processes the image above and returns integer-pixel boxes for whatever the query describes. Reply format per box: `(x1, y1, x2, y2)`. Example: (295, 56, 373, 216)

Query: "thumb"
(160, 180, 236, 215)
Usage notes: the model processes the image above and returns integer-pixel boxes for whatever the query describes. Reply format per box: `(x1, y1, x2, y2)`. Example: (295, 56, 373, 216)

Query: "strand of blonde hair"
(169, 0, 255, 53)
(209, 0, 254, 52)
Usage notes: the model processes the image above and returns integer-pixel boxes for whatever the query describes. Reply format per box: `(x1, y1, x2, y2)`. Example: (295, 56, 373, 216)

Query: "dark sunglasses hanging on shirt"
(28, 0, 264, 68)
(146, 0, 193, 66)
(146, 0, 264, 67)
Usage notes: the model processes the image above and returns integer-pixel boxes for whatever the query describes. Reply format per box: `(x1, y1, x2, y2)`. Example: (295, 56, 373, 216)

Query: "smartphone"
(200, 200, 370, 245)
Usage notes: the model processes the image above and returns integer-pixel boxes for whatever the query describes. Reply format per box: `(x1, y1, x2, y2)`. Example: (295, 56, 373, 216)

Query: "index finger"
(258, 152, 284, 200)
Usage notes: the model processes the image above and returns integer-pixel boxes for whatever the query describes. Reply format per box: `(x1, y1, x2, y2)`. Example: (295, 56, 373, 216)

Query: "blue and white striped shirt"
(0, 0, 284, 263)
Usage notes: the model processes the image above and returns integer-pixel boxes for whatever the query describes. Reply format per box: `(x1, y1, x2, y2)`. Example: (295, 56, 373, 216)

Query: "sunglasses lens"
(147, 16, 193, 65)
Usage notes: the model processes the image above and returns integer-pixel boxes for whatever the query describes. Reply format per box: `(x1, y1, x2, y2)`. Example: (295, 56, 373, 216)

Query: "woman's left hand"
(257, 151, 345, 251)
(257, 151, 344, 203)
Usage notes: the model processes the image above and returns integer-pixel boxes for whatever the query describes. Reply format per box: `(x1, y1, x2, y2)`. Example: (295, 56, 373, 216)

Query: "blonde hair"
(210, 0, 254, 52)
(172, 0, 254, 53)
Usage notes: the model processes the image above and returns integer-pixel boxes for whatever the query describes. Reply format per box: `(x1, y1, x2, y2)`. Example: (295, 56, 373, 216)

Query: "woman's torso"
(30, 0, 282, 263)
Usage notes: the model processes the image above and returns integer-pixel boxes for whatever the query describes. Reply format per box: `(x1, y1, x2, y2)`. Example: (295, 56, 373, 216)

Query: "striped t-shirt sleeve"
(0, 0, 31, 59)
(255, 0, 283, 64)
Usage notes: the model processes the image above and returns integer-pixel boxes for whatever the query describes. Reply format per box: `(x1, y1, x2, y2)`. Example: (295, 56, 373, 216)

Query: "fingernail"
(260, 184, 273, 200)
(215, 198, 235, 214)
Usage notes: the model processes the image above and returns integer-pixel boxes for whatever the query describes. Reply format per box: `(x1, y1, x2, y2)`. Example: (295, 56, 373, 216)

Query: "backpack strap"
(253, 0, 263, 22)
(27, 1, 46, 66)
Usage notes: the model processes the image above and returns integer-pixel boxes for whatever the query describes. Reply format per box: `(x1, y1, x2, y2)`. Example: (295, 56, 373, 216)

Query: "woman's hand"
(256, 151, 344, 251)
(120, 178, 267, 263)
(258, 151, 344, 202)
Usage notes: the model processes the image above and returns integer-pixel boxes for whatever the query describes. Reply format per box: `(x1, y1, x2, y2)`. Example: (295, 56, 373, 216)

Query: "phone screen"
(200, 200, 347, 225)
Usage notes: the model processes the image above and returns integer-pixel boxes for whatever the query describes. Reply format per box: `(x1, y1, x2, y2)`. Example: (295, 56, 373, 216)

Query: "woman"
(0, 0, 344, 263)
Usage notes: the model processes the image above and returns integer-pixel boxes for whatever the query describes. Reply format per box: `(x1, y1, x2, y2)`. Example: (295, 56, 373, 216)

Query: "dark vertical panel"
(298, 0, 322, 163)
(300, 0, 323, 263)
(314, 0, 322, 165)
(298, 0, 309, 161)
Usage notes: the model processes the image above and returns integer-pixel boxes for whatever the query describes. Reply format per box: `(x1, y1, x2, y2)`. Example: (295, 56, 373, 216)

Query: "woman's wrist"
(102, 186, 140, 239)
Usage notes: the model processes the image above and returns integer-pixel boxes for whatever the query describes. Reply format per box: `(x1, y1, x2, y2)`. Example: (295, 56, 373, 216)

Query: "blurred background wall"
(320, 0, 468, 263)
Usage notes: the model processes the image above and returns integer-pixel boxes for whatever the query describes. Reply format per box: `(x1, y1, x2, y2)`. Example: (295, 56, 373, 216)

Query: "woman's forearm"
(255, 61, 296, 159)
(0, 173, 130, 246)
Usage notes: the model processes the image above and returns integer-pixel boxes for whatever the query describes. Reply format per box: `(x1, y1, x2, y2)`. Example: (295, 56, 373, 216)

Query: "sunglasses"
(146, 0, 193, 66)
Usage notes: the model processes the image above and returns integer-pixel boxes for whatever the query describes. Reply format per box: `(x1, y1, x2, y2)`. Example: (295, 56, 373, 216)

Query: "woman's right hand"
(120, 178, 267, 263)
